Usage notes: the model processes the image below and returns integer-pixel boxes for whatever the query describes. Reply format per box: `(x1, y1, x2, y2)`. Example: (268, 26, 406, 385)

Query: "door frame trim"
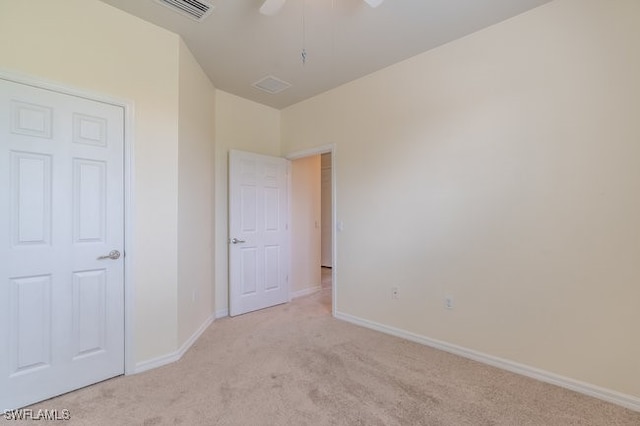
(0, 68, 137, 376)
(286, 144, 337, 317)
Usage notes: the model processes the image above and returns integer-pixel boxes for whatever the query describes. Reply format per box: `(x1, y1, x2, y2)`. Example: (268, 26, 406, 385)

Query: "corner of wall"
(176, 34, 217, 349)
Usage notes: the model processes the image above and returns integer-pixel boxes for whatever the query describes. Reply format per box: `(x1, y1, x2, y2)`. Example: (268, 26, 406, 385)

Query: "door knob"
(97, 250, 121, 260)
(230, 238, 246, 244)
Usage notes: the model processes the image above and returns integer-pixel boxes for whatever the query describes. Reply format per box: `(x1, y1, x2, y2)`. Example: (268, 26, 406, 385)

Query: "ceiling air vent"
(252, 75, 292, 95)
(155, 0, 214, 22)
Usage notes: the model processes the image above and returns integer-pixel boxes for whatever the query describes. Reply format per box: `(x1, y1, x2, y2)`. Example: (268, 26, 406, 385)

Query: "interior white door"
(229, 150, 289, 316)
(0, 78, 125, 410)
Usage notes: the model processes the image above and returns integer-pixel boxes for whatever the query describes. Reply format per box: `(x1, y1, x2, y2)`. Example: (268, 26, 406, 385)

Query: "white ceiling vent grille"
(155, 0, 214, 22)
(252, 75, 292, 94)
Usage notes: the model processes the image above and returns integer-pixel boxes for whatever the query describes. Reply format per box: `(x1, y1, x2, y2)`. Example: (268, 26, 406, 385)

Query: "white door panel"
(229, 150, 289, 316)
(0, 79, 125, 410)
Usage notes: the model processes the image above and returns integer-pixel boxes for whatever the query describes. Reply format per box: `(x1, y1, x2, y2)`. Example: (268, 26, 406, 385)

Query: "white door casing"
(228, 150, 289, 316)
(0, 78, 125, 409)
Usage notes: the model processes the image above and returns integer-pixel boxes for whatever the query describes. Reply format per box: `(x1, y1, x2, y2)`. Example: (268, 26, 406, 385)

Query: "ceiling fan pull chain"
(301, 0, 307, 66)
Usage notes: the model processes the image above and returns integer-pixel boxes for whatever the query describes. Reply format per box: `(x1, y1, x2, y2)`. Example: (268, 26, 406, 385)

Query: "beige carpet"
(20, 287, 640, 425)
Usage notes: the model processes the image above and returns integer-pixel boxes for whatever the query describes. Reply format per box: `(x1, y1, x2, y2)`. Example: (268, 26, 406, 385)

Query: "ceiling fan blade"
(363, 0, 384, 7)
(260, 0, 287, 16)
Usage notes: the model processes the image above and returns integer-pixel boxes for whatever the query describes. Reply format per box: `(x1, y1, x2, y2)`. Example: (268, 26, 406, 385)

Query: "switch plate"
(445, 296, 454, 310)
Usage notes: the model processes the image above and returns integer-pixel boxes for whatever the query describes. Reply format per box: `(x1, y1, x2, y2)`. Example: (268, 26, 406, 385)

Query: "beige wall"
(0, 0, 217, 364)
(177, 40, 216, 345)
(282, 0, 640, 398)
(291, 155, 322, 294)
(214, 91, 281, 315)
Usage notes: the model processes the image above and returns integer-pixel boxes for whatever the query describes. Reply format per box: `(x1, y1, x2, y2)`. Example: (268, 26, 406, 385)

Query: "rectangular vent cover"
(155, 0, 214, 21)
(252, 76, 292, 94)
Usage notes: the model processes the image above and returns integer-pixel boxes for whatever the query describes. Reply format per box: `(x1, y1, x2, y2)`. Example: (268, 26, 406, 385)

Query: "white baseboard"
(215, 308, 229, 319)
(134, 314, 215, 374)
(334, 311, 640, 413)
(291, 286, 321, 299)
(134, 350, 180, 374)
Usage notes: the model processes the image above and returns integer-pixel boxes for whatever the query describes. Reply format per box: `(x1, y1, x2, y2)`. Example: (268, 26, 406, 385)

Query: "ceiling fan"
(260, 0, 384, 16)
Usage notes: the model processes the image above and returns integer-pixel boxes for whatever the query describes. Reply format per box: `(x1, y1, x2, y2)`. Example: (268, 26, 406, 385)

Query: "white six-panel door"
(229, 150, 289, 316)
(0, 79, 125, 410)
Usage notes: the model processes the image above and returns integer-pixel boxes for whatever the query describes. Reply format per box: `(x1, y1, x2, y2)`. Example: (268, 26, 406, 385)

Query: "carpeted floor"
(20, 283, 640, 425)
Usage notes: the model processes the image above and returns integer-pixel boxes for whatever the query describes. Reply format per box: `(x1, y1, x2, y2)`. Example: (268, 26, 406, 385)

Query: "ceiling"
(99, 0, 552, 109)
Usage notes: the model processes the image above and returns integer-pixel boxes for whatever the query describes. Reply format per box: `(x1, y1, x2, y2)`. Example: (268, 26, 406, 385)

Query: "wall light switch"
(445, 296, 454, 310)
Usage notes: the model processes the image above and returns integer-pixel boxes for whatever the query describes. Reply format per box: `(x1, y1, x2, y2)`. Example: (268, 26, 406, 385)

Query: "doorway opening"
(287, 145, 336, 316)
(320, 152, 333, 311)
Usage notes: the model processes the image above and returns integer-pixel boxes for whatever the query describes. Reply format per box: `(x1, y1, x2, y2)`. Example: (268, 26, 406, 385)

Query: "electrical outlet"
(391, 287, 399, 299)
(444, 296, 454, 310)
